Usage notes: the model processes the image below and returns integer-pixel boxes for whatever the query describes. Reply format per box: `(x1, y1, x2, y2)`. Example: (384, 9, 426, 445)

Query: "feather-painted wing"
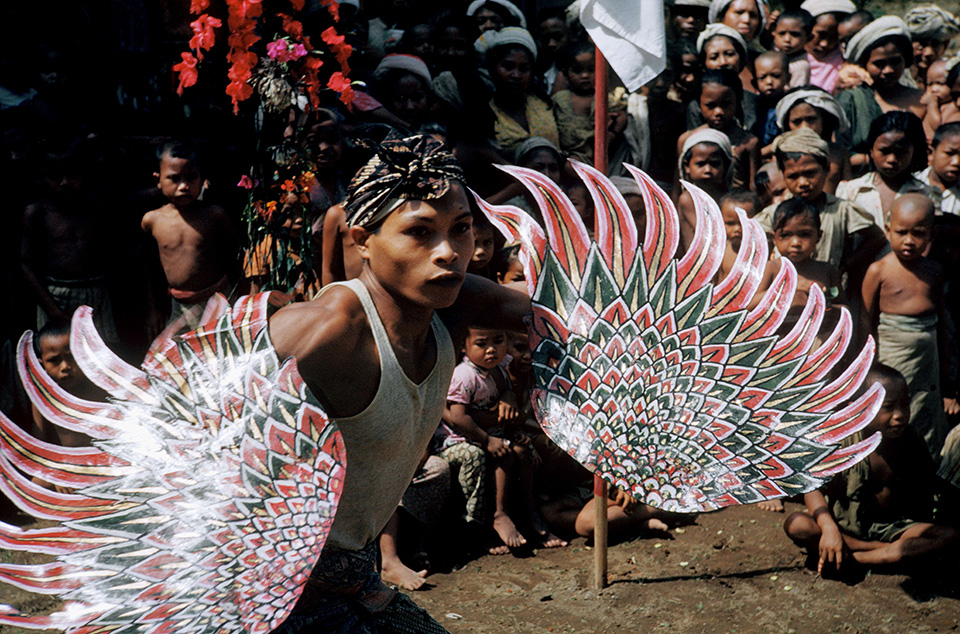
(478, 162, 882, 513)
(0, 293, 345, 633)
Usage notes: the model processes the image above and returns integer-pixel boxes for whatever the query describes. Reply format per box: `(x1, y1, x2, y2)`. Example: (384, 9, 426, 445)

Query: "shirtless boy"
(862, 194, 956, 456)
(142, 141, 239, 326)
(783, 365, 958, 575)
(716, 190, 759, 283)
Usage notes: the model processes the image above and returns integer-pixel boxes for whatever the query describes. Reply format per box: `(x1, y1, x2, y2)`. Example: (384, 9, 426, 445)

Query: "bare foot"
(757, 499, 784, 512)
(493, 512, 527, 549)
(646, 518, 669, 532)
(487, 542, 511, 555)
(530, 514, 568, 548)
(381, 559, 428, 591)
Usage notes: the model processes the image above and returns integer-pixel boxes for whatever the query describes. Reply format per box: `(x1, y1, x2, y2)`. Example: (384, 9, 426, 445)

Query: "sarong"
(271, 543, 450, 634)
(877, 312, 947, 457)
(169, 275, 232, 329)
(400, 455, 450, 526)
(40, 276, 118, 342)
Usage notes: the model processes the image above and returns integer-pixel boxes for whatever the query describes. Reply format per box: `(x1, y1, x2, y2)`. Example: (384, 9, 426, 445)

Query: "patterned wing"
(0, 293, 345, 633)
(478, 162, 882, 513)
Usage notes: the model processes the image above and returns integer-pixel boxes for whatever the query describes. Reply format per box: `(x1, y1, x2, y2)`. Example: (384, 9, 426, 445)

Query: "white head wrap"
(708, 0, 769, 38)
(679, 128, 734, 179)
(609, 176, 643, 197)
(675, 0, 712, 8)
(475, 26, 538, 61)
(514, 136, 562, 164)
(799, 0, 856, 18)
(775, 89, 850, 134)
(844, 16, 911, 66)
(696, 22, 749, 60)
(374, 54, 432, 85)
(770, 127, 830, 160)
(466, 0, 527, 28)
(904, 5, 960, 41)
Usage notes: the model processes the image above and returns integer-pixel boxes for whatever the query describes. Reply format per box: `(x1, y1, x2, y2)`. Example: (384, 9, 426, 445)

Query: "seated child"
(752, 51, 790, 146)
(802, 0, 853, 93)
(771, 9, 813, 89)
(142, 140, 239, 327)
(564, 180, 595, 236)
(783, 364, 958, 575)
(835, 111, 929, 229)
(676, 128, 734, 251)
(862, 194, 954, 457)
(678, 68, 760, 192)
(716, 189, 760, 283)
(915, 121, 960, 216)
(753, 128, 884, 275)
(439, 326, 564, 552)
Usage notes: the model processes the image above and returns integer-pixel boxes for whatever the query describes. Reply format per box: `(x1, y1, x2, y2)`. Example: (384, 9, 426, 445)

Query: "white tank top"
(324, 279, 455, 550)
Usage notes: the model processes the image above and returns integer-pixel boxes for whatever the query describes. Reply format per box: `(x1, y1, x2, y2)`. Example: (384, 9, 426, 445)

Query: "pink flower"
(266, 39, 289, 60)
(237, 175, 257, 189)
(289, 43, 308, 60)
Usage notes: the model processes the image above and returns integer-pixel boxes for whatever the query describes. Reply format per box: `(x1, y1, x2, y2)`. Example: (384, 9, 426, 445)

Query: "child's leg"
(379, 509, 427, 591)
(851, 523, 959, 566)
(512, 443, 567, 548)
(574, 498, 669, 540)
(491, 455, 526, 552)
(439, 442, 488, 525)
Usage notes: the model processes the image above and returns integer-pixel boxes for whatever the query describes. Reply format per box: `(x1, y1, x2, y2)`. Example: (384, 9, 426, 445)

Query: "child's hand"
(945, 397, 960, 416)
(817, 525, 847, 574)
(486, 435, 510, 458)
(613, 487, 636, 513)
(498, 394, 519, 423)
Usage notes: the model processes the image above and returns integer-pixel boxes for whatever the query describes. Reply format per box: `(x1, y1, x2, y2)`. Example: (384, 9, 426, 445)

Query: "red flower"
(319, 0, 340, 21)
(289, 0, 305, 11)
(173, 52, 199, 96)
(226, 80, 254, 112)
(189, 15, 222, 55)
(320, 26, 345, 49)
(190, 0, 210, 14)
(327, 71, 354, 105)
(280, 13, 304, 39)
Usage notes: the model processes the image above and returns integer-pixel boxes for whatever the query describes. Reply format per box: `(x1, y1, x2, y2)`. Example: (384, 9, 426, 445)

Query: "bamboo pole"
(591, 44, 609, 592)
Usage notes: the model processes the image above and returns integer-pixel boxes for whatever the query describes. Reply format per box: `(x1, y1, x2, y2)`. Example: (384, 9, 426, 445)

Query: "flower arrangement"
(175, 0, 354, 113)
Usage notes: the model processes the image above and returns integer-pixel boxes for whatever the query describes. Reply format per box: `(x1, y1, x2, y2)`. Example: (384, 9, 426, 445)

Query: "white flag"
(579, 0, 666, 92)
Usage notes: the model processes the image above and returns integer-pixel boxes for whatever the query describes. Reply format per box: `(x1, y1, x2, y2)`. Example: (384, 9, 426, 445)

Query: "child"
(835, 111, 930, 229)
(921, 58, 953, 142)
(552, 40, 626, 165)
(440, 326, 563, 552)
(753, 198, 845, 330)
(801, 0, 854, 93)
(754, 128, 884, 273)
(468, 219, 497, 278)
(783, 364, 958, 575)
(694, 25, 756, 131)
(373, 54, 433, 131)
(752, 51, 790, 146)
(610, 175, 647, 237)
(862, 194, 953, 456)
(754, 161, 789, 211)
(678, 68, 760, 192)
(676, 128, 734, 250)
(772, 88, 851, 194)
(672, 37, 702, 109)
(916, 121, 960, 216)
(716, 189, 760, 283)
(838, 17, 927, 170)
(564, 180, 595, 236)
(771, 9, 813, 89)
(21, 147, 118, 343)
(142, 140, 239, 326)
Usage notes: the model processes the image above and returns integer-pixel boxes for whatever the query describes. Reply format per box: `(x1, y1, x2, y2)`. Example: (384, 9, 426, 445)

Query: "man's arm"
(321, 205, 346, 287)
(441, 274, 531, 345)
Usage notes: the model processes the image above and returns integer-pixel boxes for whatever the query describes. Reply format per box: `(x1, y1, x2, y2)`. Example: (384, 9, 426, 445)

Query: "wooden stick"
(592, 44, 609, 592)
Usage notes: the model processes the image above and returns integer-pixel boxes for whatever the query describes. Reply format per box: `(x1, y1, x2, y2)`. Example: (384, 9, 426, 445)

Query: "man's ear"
(351, 225, 372, 260)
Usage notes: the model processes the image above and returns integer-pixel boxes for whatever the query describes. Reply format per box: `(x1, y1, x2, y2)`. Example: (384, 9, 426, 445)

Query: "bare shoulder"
(269, 285, 366, 365)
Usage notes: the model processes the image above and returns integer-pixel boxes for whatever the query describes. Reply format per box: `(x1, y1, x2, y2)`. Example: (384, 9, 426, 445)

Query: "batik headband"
(343, 134, 465, 228)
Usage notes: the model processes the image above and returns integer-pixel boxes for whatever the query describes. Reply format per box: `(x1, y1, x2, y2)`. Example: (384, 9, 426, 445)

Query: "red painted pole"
(592, 44, 609, 592)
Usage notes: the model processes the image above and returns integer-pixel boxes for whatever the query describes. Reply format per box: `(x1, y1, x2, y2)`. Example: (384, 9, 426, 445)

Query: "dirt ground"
(2, 501, 958, 634)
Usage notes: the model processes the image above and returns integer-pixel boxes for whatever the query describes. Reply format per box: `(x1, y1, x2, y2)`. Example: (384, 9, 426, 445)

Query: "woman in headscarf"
(478, 27, 560, 161)
(772, 87, 851, 192)
(688, 24, 757, 131)
(466, 0, 526, 34)
(708, 0, 769, 102)
(836, 16, 927, 173)
(905, 4, 960, 88)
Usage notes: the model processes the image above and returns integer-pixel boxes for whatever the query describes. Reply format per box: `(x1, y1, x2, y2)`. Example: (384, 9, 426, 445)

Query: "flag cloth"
(579, 0, 666, 92)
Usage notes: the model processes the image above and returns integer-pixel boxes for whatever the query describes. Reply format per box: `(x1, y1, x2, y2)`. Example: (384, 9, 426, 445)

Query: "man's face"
(354, 182, 474, 310)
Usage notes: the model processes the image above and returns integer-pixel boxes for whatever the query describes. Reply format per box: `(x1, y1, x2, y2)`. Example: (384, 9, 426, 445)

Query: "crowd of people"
(4, 0, 960, 611)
